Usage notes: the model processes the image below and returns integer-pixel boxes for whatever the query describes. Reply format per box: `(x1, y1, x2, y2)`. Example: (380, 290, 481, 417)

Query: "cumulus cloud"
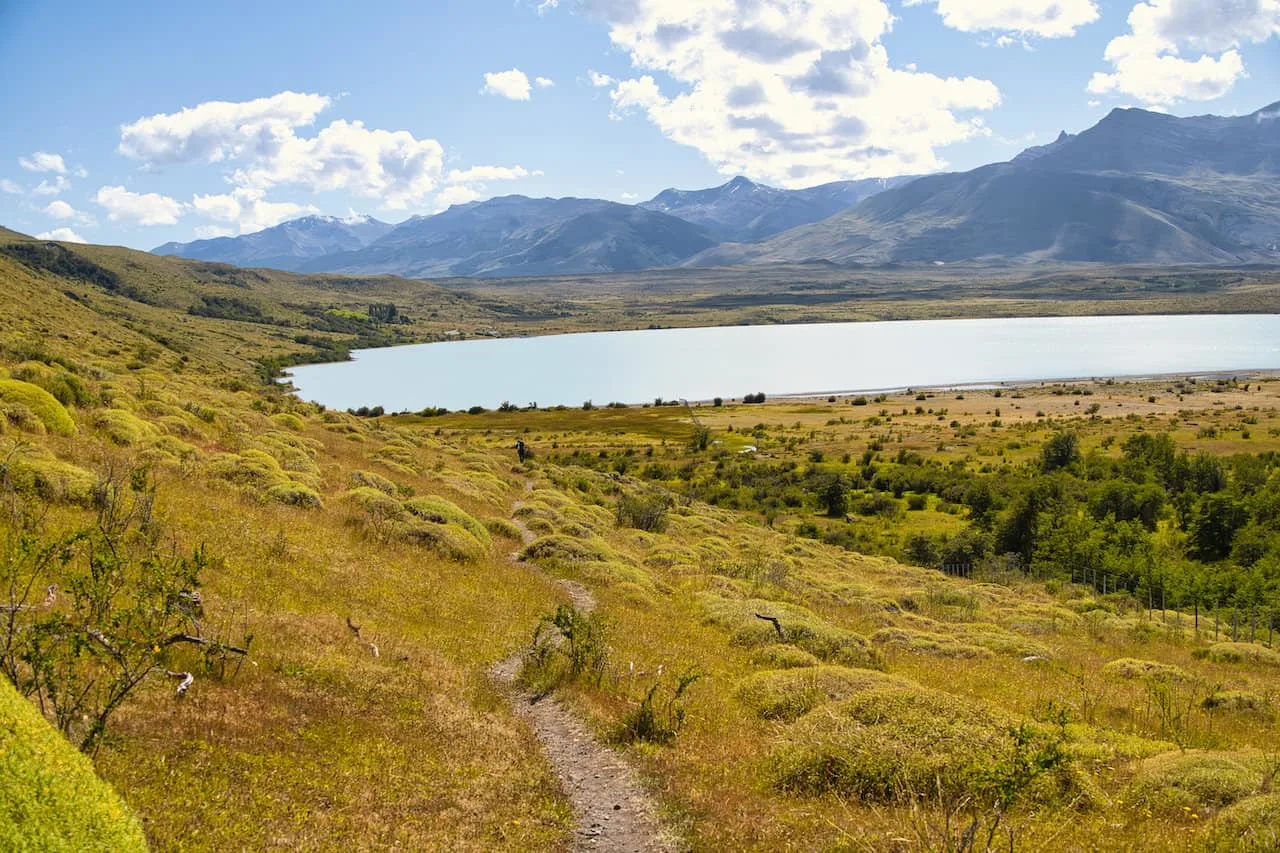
(0, 179, 21, 194)
(94, 186, 185, 225)
(906, 0, 1100, 38)
(432, 185, 484, 211)
(190, 187, 318, 234)
(482, 68, 534, 100)
(44, 200, 82, 220)
(19, 152, 67, 173)
(35, 227, 87, 243)
(193, 225, 236, 239)
(445, 165, 535, 183)
(587, 69, 616, 87)
(228, 119, 446, 209)
(117, 92, 538, 217)
(1089, 0, 1280, 104)
(580, 0, 1001, 186)
(118, 91, 330, 165)
(31, 176, 71, 196)
(535, 76, 556, 88)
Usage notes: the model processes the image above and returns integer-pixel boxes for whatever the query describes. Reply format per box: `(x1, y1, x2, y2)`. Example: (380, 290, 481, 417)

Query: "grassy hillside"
(0, 235, 1278, 850)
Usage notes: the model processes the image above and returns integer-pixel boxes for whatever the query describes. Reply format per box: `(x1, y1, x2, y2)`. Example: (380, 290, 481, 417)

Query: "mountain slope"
(692, 102, 1280, 266)
(640, 175, 912, 242)
(154, 214, 393, 271)
(304, 196, 717, 277)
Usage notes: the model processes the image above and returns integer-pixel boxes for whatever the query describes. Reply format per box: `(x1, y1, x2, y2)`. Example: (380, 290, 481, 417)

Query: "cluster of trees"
(576, 425, 1280, 619)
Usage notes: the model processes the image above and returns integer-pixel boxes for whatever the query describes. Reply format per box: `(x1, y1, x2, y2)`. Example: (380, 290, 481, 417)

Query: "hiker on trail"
(515, 438, 527, 463)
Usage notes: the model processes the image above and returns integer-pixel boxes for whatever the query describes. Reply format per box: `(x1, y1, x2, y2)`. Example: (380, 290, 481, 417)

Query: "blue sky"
(2, 0, 1277, 249)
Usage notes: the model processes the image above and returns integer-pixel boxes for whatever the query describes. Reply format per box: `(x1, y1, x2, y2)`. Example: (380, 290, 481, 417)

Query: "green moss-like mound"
(1202, 691, 1273, 715)
(349, 469, 397, 495)
(1127, 751, 1275, 816)
(870, 627, 992, 660)
(699, 594, 881, 669)
(1199, 643, 1280, 667)
(3, 446, 96, 505)
(269, 412, 305, 432)
(736, 666, 912, 721)
(92, 409, 158, 446)
(0, 380, 77, 436)
(521, 534, 613, 564)
(266, 483, 323, 509)
(0, 678, 147, 852)
(771, 686, 1072, 804)
(1101, 657, 1191, 682)
(403, 497, 490, 547)
(1197, 794, 1280, 852)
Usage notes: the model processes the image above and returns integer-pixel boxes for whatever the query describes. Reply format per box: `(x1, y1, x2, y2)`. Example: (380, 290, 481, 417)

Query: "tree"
(1041, 431, 1080, 472)
(819, 474, 848, 518)
(1, 465, 245, 752)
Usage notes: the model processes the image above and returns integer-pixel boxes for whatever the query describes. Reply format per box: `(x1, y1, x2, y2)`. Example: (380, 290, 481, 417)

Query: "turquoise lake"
(284, 314, 1280, 411)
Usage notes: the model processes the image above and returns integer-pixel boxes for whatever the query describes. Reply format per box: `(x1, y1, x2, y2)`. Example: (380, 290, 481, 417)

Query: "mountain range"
(154, 102, 1280, 275)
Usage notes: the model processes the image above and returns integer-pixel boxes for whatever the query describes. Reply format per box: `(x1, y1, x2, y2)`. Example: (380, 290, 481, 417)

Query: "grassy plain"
(0, 231, 1278, 851)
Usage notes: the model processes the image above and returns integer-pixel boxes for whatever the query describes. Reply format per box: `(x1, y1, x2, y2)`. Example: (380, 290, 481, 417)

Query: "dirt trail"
(492, 490, 676, 853)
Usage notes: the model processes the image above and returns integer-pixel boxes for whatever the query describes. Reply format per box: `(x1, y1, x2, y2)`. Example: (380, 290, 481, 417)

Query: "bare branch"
(159, 633, 249, 656)
(754, 613, 786, 641)
(164, 670, 194, 696)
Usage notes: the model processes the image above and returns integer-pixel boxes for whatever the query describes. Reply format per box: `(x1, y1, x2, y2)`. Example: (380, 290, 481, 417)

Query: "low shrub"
(736, 666, 912, 721)
(616, 491, 672, 533)
(403, 497, 490, 547)
(0, 379, 76, 436)
(266, 483, 323, 509)
(0, 678, 147, 852)
(348, 469, 397, 495)
(269, 412, 305, 431)
(771, 687, 1074, 806)
(870, 627, 992, 660)
(747, 646, 821, 669)
(483, 516, 524, 539)
(92, 409, 157, 446)
(520, 604, 609, 698)
(1201, 691, 1272, 715)
(1197, 643, 1280, 667)
(1197, 794, 1280, 852)
(698, 594, 880, 669)
(521, 534, 613, 564)
(1126, 751, 1276, 816)
(1101, 658, 1191, 682)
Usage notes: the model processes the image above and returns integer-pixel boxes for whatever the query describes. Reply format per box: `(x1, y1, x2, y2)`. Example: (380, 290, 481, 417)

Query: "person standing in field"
(515, 438, 527, 463)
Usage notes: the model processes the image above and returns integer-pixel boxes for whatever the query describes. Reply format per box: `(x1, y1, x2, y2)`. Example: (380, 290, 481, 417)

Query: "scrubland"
(1, 233, 1279, 851)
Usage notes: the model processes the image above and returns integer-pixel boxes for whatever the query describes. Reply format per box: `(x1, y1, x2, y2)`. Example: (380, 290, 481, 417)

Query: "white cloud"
(116, 92, 536, 215)
(43, 200, 79, 220)
(1089, 0, 1280, 104)
(118, 91, 330, 165)
(0, 179, 20, 194)
(193, 225, 236, 239)
(94, 185, 185, 225)
(75, 166, 89, 178)
(191, 187, 318, 234)
(432, 185, 483, 211)
(35, 227, 86, 243)
(906, 0, 1100, 38)
(31, 176, 71, 196)
(620, 191, 640, 200)
(445, 165, 533, 183)
(19, 151, 67, 173)
(229, 119, 446, 209)
(587, 69, 616, 87)
(535, 76, 556, 88)
(582, 0, 1001, 186)
(482, 68, 534, 100)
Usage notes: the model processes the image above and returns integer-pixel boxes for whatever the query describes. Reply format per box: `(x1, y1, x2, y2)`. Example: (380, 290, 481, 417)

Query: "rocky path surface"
(491, 491, 676, 852)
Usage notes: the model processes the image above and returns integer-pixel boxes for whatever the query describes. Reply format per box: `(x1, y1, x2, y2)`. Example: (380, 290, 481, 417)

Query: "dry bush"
(1198, 643, 1280, 667)
(1126, 751, 1277, 816)
(870, 627, 992, 660)
(266, 483, 323, 510)
(698, 593, 880, 669)
(1102, 658, 1191, 682)
(736, 666, 913, 721)
(1197, 793, 1280, 852)
(92, 409, 157, 446)
(349, 469, 397, 495)
(771, 686, 1075, 807)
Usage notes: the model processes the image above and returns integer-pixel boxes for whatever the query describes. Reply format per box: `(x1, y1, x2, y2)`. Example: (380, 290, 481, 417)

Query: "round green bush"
(0, 678, 147, 852)
(0, 379, 77, 436)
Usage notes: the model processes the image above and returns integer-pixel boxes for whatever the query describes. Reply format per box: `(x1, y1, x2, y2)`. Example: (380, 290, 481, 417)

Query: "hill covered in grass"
(0, 234, 1278, 850)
